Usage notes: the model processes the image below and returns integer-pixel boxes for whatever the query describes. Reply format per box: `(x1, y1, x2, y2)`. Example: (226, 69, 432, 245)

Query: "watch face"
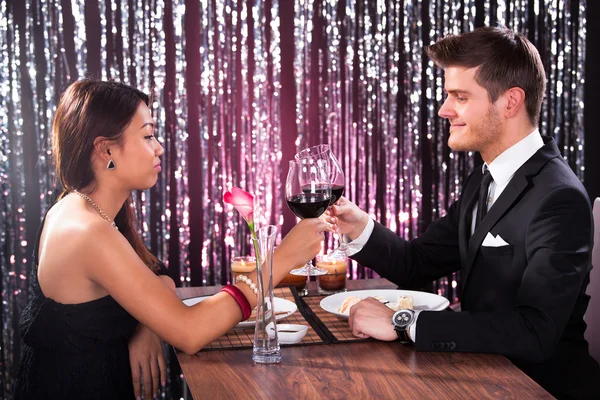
(393, 310, 413, 329)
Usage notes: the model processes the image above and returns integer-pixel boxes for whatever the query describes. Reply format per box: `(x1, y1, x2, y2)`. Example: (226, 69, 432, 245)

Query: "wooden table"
(176, 279, 552, 399)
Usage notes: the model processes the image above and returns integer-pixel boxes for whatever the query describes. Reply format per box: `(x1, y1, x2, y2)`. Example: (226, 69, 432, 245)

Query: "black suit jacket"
(352, 137, 600, 398)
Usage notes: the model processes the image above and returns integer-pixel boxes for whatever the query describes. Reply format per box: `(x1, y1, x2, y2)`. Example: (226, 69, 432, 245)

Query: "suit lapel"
(465, 173, 529, 267)
(461, 136, 560, 289)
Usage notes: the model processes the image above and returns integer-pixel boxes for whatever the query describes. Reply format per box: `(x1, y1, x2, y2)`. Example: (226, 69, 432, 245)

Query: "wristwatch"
(392, 309, 415, 343)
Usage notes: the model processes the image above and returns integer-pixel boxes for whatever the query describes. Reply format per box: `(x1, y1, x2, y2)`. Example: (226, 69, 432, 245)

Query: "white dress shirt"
(345, 129, 544, 342)
(471, 129, 544, 234)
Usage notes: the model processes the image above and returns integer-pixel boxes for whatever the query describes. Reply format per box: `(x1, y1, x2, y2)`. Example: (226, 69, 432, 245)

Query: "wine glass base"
(290, 266, 328, 276)
(252, 351, 282, 364)
(317, 287, 347, 296)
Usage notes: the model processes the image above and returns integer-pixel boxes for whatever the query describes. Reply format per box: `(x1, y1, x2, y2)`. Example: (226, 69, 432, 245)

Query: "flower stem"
(251, 229, 267, 346)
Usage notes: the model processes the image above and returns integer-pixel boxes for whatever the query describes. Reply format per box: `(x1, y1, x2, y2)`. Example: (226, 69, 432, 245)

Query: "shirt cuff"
(409, 310, 421, 342)
(344, 218, 375, 256)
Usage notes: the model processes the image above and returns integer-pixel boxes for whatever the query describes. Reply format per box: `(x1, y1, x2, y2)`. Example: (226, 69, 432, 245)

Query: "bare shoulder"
(45, 213, 119, 257)
(50, 214, 148, 285)
(77, 220, 139, 270)
(38, 203, 130, 301)
(82, 220, 153, 283)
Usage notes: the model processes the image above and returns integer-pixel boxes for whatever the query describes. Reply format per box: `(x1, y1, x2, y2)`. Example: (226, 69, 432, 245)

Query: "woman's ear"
(92, 137, 112, 162)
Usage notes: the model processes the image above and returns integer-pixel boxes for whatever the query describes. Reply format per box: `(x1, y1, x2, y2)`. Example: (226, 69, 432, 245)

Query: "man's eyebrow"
(445, 89, 472, 96)
(139, 122, 155, 129)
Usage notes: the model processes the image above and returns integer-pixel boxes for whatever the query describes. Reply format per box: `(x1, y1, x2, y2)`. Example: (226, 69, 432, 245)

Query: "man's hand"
(324, 197, 370, 241)
(129, 323, 166, 400)
(348, 297, 397, 341)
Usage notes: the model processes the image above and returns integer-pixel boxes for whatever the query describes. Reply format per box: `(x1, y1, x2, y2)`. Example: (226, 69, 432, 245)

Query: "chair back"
(585, 198, 600, 362)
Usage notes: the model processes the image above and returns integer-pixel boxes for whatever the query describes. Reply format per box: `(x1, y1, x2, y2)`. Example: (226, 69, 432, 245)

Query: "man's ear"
(503, 87, 526, 119)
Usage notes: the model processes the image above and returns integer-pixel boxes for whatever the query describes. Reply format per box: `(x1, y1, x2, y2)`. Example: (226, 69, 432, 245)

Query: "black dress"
(14, 217, 167, 399)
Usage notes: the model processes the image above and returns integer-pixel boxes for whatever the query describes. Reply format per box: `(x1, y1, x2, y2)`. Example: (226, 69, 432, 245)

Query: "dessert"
(386, 295, 415, 311)
(398, 295, 414, 309)
(337, 296, 362, 314)
(337, 294, 415, 315)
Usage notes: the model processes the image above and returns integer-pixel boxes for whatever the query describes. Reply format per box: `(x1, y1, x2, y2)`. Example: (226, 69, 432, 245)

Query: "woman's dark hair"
(425, 26, 546, 126)
(52, 79, 161, 273)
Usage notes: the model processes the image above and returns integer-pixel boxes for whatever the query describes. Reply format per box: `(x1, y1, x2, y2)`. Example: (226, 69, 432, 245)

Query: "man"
(328, 27, 600, 398)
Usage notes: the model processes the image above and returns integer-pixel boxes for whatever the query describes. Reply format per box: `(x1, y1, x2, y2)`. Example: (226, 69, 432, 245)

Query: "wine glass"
(295, 144, 345, 204)
(285, 158, 331, 276)
(295, 145, 347, 256)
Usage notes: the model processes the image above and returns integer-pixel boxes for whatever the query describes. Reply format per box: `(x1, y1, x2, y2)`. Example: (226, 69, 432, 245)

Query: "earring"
(106, 148, 116, 170)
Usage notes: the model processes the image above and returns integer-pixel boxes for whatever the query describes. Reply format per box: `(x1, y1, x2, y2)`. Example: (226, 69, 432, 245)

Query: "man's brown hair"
(425, 26, 546, 126)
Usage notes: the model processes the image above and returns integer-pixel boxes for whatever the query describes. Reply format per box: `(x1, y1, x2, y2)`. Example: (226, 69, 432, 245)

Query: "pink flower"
(223, 187, 255, 225)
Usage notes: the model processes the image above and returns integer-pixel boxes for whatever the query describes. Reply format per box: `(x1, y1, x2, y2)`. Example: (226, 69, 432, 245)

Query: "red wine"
(286, 193, 330, 219)
(329, 184, 345, 204)
(302, 184, 345, 205)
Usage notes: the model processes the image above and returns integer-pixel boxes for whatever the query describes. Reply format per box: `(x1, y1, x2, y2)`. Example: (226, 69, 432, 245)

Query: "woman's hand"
(277, 218, 330, 269)
(128, 323, 166, 400)
(324, 196, 370, 240)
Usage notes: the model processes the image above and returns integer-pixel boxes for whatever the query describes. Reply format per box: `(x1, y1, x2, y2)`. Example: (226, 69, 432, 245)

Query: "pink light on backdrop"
(0, 0, 587, 396)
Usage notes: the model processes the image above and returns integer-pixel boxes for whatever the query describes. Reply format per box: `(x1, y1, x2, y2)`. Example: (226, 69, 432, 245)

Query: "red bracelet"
(221, 285, 252, 321)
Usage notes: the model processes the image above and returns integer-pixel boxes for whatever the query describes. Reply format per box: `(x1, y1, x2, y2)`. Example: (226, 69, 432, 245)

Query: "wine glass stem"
(332, 231, 348, 253)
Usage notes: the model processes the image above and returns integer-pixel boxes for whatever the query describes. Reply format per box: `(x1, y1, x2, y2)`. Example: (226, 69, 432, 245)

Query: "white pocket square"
(482, 232, 510, 247)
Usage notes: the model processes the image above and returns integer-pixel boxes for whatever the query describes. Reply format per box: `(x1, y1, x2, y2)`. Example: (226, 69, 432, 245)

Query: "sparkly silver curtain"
(0, 0, 587, 396)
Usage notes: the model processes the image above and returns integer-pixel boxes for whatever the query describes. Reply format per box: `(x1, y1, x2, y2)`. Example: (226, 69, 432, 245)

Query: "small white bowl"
(267, 323, 308, 344)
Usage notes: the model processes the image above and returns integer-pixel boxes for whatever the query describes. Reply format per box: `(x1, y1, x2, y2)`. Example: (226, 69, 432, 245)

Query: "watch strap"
(395, 326, 411, 343)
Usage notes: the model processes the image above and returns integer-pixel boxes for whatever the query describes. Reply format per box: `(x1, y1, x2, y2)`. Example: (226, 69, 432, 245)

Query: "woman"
(14, 80, 327, 399)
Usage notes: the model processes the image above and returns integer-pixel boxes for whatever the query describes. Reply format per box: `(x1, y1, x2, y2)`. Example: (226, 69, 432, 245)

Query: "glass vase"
(251, 225, 281, 363)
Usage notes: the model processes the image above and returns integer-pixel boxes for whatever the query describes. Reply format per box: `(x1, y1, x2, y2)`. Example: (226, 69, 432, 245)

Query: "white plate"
(182, 296, 297, 329)
(267, 323, 309, 344)
(320, 289, 450, 319)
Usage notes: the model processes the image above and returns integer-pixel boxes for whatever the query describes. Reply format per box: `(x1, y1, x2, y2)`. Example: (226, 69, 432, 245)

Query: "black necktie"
(475, 168, 493, 230)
